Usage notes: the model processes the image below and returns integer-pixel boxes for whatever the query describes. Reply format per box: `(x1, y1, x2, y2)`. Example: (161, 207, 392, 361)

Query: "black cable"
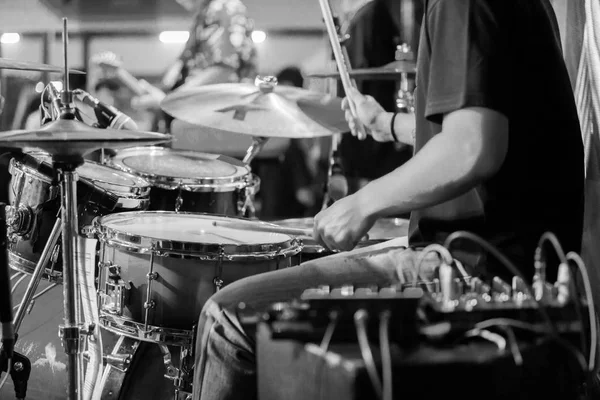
(568, 261, 587, 364)
(443, 231, 555, 334)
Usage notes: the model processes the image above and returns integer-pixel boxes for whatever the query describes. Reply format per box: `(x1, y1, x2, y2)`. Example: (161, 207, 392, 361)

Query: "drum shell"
(8, 158, 149, 281)
(148, 186, 240, 215)
(98, 242, 295, 331)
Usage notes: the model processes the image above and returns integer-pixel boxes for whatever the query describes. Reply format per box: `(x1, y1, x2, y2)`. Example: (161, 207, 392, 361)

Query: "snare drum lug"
(144, 300, 156, 309)
(147, 271, 159, 280)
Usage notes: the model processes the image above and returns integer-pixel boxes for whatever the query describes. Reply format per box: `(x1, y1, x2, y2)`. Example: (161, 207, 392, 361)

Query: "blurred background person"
(274, 66, 330, 218)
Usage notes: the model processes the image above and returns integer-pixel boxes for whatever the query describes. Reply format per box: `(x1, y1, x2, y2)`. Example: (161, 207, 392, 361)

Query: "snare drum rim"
(93, 211, 302, 260)
(109, 147, 251, 192)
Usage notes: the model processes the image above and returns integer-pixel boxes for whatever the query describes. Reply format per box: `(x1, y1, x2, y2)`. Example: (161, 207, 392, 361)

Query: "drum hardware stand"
(241, 76, 278, 166)
(0, 349, 32, 400)
(158, 343, 194, 400)
(1, 204, 33, 400)
(213, 248, 225, 292)
(395, 44, 415, 114)
(11, 217, 62, 333)
(243, 136, 269, 165)
(52, 18, 94, 400)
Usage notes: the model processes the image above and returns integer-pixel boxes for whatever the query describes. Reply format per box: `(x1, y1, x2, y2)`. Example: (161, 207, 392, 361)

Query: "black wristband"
(390, 112, 400, 142)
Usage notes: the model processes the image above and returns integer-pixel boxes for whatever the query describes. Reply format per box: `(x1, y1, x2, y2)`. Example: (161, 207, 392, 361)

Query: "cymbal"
(161, 80, 348, 138)
(0, 119, 171, 157)
(308, 60, 416, 80)
(0, 58, 85, 74)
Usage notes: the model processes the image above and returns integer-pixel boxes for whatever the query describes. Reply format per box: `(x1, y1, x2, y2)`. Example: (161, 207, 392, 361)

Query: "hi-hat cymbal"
(0, 119, 171, 157)
(308, 60, 416, 80)
(161, 79, 348, 138)
(0, 58, 85, 74)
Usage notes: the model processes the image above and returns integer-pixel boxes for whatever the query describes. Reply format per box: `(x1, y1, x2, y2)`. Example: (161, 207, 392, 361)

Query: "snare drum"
(273, 217, 410, 263)
(7, 156, 150, 282)
(94, 211, 301, 346)
(110, 147, 259, 216)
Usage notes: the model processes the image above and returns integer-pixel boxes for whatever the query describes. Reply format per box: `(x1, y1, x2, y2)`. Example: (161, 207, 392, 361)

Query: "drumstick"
(210, 221, 370, 242)
(318, 0, 368, 140)
(211, 221, 314, 238)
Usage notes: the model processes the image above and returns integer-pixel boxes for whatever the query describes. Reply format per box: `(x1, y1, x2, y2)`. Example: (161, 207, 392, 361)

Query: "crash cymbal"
(0, 58, 85, 74)
(308, 60, 416, 80)
(161, 76, 348, 138)
(0, 119, 171, 157)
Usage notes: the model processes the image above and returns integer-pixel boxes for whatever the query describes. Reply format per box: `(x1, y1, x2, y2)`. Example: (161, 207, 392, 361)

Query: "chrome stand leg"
(13, 218, 62, 334)
(242, 136, 269, 165)
(321, 132, 343, 211)
(57, 167, 84, 400)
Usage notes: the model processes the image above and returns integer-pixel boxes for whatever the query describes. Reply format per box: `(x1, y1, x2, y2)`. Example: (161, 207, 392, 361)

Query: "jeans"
(192, 237, 440, 400)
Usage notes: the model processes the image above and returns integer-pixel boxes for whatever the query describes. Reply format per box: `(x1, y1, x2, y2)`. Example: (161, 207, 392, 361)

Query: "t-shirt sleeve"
(424, 0, 510, 123)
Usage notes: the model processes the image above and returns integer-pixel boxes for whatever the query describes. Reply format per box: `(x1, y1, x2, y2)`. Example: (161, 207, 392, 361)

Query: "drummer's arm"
(357, 107, 508, 217)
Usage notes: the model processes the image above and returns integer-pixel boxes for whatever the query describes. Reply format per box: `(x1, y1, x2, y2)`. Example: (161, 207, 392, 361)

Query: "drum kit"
(0, 1, 417, 398)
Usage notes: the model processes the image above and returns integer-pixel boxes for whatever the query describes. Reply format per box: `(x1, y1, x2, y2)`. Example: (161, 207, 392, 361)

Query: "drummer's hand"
(131, 79, 167, 111)
(342, 87, 393, 142)
(313, 194, 376, 252)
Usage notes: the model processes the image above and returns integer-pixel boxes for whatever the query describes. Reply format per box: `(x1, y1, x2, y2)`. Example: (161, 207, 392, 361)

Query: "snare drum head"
(96, 211, 300, 258)
(110, 147, 249, 190)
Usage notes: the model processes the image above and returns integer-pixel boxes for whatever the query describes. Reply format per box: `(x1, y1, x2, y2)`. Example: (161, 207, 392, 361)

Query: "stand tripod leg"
(13, 218, 62, 334)
(58, 169, 83, 400)
(321, 133, 343, 211)
(242, 136, 269, 166)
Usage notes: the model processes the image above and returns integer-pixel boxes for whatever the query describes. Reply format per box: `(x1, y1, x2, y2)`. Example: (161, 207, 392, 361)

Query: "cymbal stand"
(242, 136, 269, 165)
(395, 44, 415, 113)
(10, 217, 62, 333)
(54, 18, 87, 400)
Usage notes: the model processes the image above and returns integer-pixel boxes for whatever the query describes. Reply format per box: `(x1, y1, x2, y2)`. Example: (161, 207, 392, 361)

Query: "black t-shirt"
(410, 0, 584, 279)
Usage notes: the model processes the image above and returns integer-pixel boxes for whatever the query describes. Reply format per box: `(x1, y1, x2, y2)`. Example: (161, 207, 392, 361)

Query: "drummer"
(191, 1, 584, 399)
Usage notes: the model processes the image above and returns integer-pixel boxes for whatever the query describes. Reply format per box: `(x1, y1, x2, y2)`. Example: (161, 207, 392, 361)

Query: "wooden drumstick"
(210, 221, 370, 241)
(211, 220, 314, 238)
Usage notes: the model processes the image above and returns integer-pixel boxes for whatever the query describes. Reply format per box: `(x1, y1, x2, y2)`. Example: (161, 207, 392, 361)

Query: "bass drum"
(5, 276, 178, 400)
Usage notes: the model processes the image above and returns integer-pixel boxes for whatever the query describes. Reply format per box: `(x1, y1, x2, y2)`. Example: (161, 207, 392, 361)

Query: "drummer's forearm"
(374, 112, 415, 146)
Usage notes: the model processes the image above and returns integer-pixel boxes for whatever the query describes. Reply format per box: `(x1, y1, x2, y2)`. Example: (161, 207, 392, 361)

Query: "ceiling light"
(251, 30, 266, 44)
(159, 31, 190, 44)
(1, 33, 20, 44)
